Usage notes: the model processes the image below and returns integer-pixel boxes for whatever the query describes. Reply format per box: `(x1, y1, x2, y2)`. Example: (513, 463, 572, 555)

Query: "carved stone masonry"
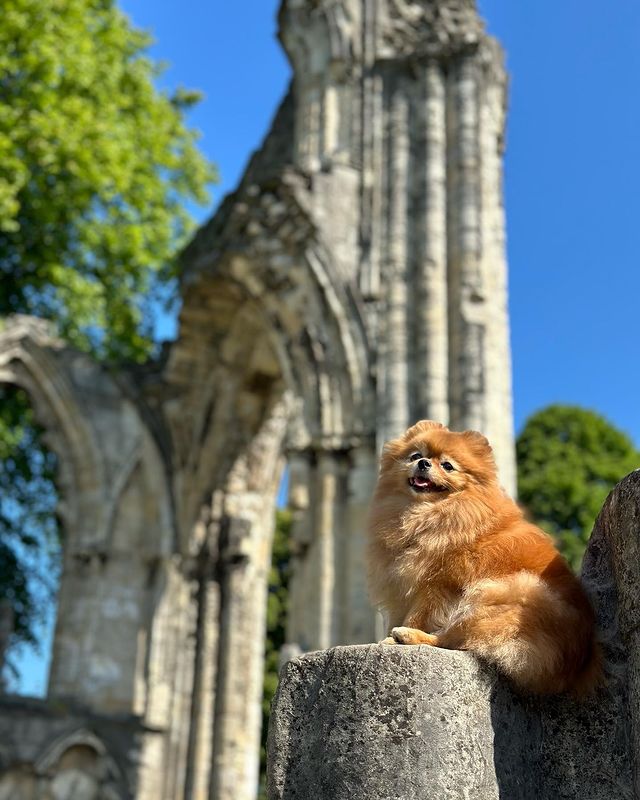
(0, 1, 516, 798)
(380, 0, 484, 59)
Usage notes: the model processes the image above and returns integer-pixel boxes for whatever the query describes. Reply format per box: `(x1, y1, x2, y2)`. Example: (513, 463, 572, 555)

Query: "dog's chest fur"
(385, 526, 471, 631)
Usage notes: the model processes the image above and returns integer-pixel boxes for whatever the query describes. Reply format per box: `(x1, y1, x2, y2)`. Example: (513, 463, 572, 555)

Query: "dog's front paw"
(391, 626, 439, 646)
(378, 636, 397, 645)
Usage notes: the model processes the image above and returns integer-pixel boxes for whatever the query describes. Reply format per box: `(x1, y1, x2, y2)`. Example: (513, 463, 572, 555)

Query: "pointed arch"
(164, 174, 374, 541)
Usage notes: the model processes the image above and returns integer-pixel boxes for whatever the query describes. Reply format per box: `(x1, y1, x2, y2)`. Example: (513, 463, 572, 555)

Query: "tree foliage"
(516, 405, 639, 570)
(0, 0, 215, 360)
(0, 0, 215, 678)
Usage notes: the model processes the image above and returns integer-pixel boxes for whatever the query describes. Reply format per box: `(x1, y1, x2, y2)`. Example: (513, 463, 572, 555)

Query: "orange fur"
(367, 420, 600, 695)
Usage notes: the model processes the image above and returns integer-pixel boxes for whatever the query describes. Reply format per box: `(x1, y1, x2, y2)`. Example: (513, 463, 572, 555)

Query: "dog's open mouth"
(409, 476, 447, 493)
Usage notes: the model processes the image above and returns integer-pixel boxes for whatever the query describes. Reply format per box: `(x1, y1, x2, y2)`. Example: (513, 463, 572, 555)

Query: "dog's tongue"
(413, 476, 430, 487)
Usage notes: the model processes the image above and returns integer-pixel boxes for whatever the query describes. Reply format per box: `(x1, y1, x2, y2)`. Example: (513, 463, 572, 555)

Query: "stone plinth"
(268, 471, 640, 800)
(268, 644, 501, 800)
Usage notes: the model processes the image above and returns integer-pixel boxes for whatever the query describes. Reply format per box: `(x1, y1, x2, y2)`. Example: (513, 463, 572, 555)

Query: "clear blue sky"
(119, 0, 640, 445)
(15, 0, 640, 695)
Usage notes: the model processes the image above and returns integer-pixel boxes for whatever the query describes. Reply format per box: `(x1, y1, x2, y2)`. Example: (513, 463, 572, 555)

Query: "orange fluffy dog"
(367, 420, 600, 695)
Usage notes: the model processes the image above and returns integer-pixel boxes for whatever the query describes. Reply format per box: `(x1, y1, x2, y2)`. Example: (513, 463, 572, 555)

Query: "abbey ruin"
(0, 1, 516, 798)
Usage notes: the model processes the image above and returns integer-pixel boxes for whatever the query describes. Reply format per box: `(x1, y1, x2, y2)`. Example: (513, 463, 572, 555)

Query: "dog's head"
(378, 420, 498, 503)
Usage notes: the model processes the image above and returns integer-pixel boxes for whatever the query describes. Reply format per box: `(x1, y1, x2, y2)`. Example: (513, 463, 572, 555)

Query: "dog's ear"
(461, 430, 492, 453)
(379, 432, 412, 469)
(381, 436, 404, 458)
(404, 420, 448, 439)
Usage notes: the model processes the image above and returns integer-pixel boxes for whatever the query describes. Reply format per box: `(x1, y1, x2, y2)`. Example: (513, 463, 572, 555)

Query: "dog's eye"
(441, 461, 455, 472)
(408, 452, 422, 462)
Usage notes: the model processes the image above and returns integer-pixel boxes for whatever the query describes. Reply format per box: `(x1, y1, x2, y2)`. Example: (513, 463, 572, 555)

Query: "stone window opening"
(0, 382, 62, 698)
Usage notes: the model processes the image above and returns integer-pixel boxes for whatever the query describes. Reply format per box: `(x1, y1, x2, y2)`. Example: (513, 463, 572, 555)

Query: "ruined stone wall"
(279, 0, 516, 490)
(0, 318, 197, 799)
(0, 1, 518, 798)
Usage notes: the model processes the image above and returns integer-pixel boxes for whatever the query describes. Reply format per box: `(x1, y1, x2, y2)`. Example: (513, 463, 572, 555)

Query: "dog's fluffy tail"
(570, 639, 604, 698)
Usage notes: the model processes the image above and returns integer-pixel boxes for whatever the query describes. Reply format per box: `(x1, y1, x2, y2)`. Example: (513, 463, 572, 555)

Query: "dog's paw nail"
(391, 626, 411, 643)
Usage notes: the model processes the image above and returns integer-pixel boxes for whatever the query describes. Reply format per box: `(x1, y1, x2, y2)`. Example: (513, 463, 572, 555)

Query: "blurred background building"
(0, 1, 516, 798)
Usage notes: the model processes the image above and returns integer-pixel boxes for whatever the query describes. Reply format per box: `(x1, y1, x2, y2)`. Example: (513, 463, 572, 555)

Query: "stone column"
(412, 60, 449, 425)
(210, 514, 276, 800)
(446, 52, 485, 435)
(287, 447, 379, 651)
(314, 453, 343, 650)
(445, 46, 515, 494)
(334, 446, 378, 645)
(162, 576, 198, 800)
(359, 67, 385, 303)
(478, 43, 516, 493)
(296, 81, 323, 171)
(184, 555, 220, 800)
(209, 404, 288, 800)
(136, 560, 199, 800)
(379, 74, 411, 442)
(285, 452, 314, 653)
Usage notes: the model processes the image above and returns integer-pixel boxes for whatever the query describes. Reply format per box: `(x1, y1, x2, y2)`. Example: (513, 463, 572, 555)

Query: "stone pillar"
(446, 52, 485, 435)
(210, 515, 276, 800)
(136, 559, 199, 800)
(412, 60, 449, 425)
(287, 448, 375, 652)
(334, 446, 378, 645)
(269, 645, 504, 800)
(315, 453, 345, 650)
(478, 43, 516, 492)
(161, 575, 198, 800)
(267, 471, 640, 799)
(183, 551, 220, 800)
(286, 452, 315, 653)
(379, 74, 411, 442)
(445, 45, 515, 493)
(290, 452, 347, 652)
(209, 404, 288, 800)
(359, 65, 384, 302)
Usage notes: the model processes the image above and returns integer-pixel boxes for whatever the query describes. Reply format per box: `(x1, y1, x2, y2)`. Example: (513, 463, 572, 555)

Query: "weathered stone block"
(268, 644, 503, 799)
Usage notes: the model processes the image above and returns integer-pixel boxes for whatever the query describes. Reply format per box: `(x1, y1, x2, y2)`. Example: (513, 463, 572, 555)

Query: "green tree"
(0, 0, 215, 679)
(259, 509, 292, 798)
(516, 405, 640, 570)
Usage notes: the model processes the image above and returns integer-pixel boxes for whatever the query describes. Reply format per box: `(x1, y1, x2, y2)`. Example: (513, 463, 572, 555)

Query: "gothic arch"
(0, 315, 175, 556)
(159, 170, 379, 800)
(35, 728, 116, 774)
(0, 316, 181, 719)
(34, 728, 128, 799)
(166, 175, 374, 537)
(0, 317, 105, 541)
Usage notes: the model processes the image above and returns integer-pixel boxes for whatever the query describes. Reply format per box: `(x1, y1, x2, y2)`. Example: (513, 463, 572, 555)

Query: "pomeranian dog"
(367, 420, 600, 695)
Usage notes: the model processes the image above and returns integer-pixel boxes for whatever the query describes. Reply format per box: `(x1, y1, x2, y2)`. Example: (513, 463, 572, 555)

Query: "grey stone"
(268, 644, 502, 800)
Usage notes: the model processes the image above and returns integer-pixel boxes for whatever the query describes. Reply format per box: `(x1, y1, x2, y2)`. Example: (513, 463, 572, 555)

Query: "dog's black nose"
(417, 459, 430, 471)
